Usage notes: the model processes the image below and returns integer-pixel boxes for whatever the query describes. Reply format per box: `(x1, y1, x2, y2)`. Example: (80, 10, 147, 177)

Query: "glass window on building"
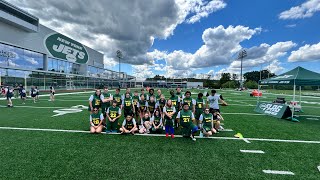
(0, 43, 44, 71)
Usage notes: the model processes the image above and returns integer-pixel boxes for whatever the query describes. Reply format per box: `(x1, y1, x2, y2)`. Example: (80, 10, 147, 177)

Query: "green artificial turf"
(0, 88, 320, 179)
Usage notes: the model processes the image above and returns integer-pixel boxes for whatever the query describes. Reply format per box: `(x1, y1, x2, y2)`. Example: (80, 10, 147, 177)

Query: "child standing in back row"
(163, 99, 176, 138)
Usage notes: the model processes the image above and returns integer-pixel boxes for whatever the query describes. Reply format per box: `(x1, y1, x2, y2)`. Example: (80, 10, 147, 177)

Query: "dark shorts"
(209, 108, 220, 114)
(51, 92, 55, 95)
(21, 93, 26, 98)
(31, 94, 36, 98)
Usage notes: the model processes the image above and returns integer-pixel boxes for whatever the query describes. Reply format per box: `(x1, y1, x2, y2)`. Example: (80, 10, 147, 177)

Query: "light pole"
(116, 50, 122, 88)
(238, 49, 247, 88)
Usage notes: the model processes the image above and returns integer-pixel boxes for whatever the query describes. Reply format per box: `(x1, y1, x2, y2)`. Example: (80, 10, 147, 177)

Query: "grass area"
(1, 88, 320, 179)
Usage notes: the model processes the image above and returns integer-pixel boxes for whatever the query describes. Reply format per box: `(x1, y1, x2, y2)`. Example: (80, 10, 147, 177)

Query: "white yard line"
(306, 118, 319, 121)
(1, 126, 320, 144)
(262, 170, 294, 175)
(219, 129, 233, 132)
(243, 138, 251, 143)
(317, 165, 320, 172)
(240, 150, 265, 154)
(0, 105, 68, 109)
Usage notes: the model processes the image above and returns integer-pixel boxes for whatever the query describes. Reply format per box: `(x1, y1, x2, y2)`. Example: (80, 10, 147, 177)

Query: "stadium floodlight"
(238, 49, 247, 88)
(116, 50, 122, 88)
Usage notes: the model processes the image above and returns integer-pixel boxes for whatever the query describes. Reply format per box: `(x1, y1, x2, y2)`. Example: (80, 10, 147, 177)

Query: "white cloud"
(25, 57, 39, 65)
(285, 24, 297, 28)
(229, 41, 296, 70)
(165, 25, 261, 70)
(132, 64, 155, 80)
(288, 42, 320, 62)
(180, 0, 227, 24)
(264, 60, 285, 74)
(10, 0, 226, 66)
(279, 0, 320, 19)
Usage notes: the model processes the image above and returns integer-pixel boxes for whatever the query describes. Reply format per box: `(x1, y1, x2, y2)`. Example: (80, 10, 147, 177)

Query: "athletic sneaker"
(166, 133, 169, 138)
(171, 134, 174, 139)
(219, 125, 224, 130)
(190, 135, 196, 141)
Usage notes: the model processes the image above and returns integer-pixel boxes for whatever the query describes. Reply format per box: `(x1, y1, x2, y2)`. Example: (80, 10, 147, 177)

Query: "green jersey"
(108, 106, 120, 119)
(153, 115, 162, 126)
(148, 101, 156, 113)
(113, 93, 122, 107)
(123, 98, 133, 110)
(132, 95, 140, 106)
(91, 112, 102, 126)
(183, 97, 194, 110)
(91, 94, 102, 108)
(124, 119, 134, 130)
(170, 95, 179, 108)
(102, 92, 111, 108)
(158, 99, 166, 110)
(195, 98, 205, 110)
(179, 110, 194, 127)
(176, 92, 183, 99)
(155, 94, 161, 101)
(142, 117, 150, 122)
(139, 100, 147, 112)
(201, 113, 213, 128)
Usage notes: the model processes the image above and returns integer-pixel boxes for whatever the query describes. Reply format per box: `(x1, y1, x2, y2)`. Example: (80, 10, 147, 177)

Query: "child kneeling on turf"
(120, 114, 138, 135)
(90, 107, 104, 134)
(139, 113, 152, 134)
(199, 108, 216, 137)
(213, 111, 224, 131)
(151, 110, 163, 133)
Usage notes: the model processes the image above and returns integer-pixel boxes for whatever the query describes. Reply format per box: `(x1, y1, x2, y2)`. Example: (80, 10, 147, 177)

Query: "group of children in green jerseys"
(88, 87, 226, 141)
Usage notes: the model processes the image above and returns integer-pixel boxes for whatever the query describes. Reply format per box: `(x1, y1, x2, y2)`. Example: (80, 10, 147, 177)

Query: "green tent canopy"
(259, 66, 320, 86)
(257, 66, 320, 122)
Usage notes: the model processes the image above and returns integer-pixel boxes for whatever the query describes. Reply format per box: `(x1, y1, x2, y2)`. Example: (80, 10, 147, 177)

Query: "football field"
(1, 88, 320, 179)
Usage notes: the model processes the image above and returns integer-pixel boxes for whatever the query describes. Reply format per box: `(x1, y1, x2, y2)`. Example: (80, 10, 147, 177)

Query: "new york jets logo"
(259, 103, 266, 110)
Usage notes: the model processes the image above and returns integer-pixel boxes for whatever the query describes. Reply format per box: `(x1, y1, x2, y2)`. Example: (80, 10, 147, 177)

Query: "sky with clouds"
(10, 0, 320, 80)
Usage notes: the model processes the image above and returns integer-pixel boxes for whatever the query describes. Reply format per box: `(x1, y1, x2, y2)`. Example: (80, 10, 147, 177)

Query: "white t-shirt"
(207, 94, 220, 109)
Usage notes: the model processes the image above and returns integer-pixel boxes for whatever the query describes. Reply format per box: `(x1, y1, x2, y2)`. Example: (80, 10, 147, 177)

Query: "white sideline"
(262, 170, 294, 175)
(240, 150, 265, 154)
(1, 126, 320, 144)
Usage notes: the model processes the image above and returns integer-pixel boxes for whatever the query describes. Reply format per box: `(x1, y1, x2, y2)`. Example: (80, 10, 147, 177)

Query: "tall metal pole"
(116, 50, 122, 88)
(238, 49, 247, 88)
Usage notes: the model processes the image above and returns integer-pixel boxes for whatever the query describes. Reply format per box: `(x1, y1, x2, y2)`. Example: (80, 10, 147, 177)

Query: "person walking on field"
(49, 86, 55, 102)
(206, 89, 227, 114)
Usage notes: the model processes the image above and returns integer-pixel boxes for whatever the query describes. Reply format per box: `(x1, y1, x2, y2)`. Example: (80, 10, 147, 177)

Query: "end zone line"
(240, 150, 265, 154)
(262, 170, 294, 175)
(1, 126, 320, 144)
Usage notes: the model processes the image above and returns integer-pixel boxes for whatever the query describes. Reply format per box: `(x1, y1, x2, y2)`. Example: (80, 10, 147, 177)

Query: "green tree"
(220, 73, 231, 85)
(244, 80, 258, 89)
(222, 81, 237, 89)
(244, 70, 275, 83)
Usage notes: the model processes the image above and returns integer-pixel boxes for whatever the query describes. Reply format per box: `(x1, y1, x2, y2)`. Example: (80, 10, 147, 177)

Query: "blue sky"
(12, 0, 320, 80)
(113, 0, 320, 79)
